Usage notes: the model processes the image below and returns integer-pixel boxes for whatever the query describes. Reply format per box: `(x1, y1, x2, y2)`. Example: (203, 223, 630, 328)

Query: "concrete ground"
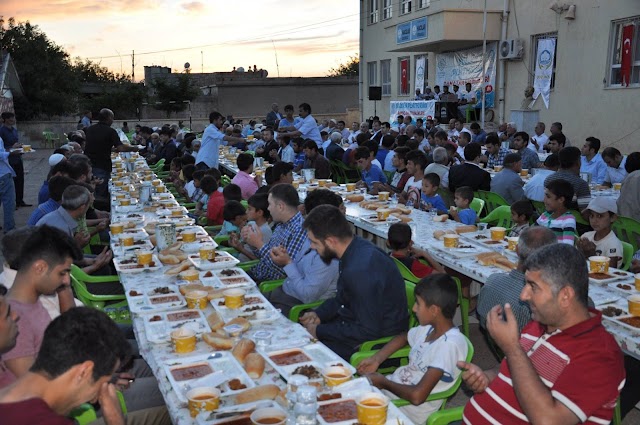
(3, 146, 639, 423)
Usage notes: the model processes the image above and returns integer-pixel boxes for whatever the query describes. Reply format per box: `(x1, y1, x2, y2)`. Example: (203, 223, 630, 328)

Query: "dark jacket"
(448, 162, 491, 192)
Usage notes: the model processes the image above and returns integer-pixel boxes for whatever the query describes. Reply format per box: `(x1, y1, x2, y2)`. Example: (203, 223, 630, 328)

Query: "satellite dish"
(237, 67, 245, 72)
(184, 62, 191, 69)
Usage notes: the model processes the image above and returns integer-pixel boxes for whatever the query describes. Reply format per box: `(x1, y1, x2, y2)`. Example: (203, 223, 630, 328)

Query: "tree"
(327, 54, 359, 77)
(150, 73, 199, 118)
(0, 17, 78, 119)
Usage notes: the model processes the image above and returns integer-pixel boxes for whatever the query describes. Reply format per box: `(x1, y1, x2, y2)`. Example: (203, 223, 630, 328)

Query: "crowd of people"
(0, 101, 638, 424)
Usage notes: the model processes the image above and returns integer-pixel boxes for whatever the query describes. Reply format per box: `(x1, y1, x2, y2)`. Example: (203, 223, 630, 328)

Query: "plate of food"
(142, 309, 210, 344)
(199, 268, 255, 289)
(110, 239, 154, 254)
(163, 351, 256, 404)
(607, 281, 638, 295)
(188, 251, 240, 270)
(126, 284, 186, 313)
(212, 291, 280, 323)
(588, 267, 633, 285)
(429, 240, 487, 258)
(475, 252, 517, 271)
(113, 254, 162, 273)
(610, 315, 640, 332)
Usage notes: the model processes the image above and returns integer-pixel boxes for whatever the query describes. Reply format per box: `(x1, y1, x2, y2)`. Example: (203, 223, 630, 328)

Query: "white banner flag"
(390, 100, 436, 126)
(415, 56, 426, 95)
(533, 38, 556, 108)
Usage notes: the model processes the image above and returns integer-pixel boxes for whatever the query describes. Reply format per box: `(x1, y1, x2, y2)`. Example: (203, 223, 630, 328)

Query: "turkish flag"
(400, 59, 408, 94)
(621, 24, 634, 87)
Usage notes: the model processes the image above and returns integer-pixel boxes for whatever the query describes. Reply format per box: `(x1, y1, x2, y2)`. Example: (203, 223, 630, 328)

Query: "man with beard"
(265, 189, 341, 316)
(299, 205, 409, 360)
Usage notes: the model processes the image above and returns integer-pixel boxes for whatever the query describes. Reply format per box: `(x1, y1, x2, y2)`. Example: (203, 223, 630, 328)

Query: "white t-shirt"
(185, 180, 196, 198)
(404, 176, 423, 207)
(530, 133, 549, 153)
(581, 230, 623, 268)
(385, 326, 468, 425)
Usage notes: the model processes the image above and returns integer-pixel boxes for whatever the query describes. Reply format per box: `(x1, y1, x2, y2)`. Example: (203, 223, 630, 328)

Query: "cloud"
(181, 1, 205, 12)
(2, 0, 156, 20)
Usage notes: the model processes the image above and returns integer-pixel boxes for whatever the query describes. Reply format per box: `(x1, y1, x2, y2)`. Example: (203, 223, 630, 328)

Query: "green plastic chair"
(426, 406, 464, 425)
(470, 198, 485, 218)
(480, 205, 513, 230)
(331, 160, 361, 184)
(237, 259, 260, 272)
(531, 200, 546, 215)
(69, 391, 127, 424)
(42, 130, 61, 148)
(259, 279, 285, 295)
(568, 209, 590, 227)
(621, 241, 633, 271)
(221, 175, 232, 187)
(391, 257, 469, 338)
(475, 190, 508, 213)
(258, 280, 328, 323)
(613, 215, 640, 253)
(148, 158, 165, 173)
(70, 265, 130, 324)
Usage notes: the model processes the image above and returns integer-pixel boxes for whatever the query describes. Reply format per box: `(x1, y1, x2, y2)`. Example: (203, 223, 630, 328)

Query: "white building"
(360, 0, 640, 153)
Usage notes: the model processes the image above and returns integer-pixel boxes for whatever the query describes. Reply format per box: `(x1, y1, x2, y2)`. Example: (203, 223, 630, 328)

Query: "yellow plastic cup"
(223, 288, 245, 309)
(628, 295, 640, 317)
(171, 208, 183, 217)
(185, 290, 208, 309)
(356, 392, 389, 425)
(136, 250, 153, 266)
(292, 181, 300, 189)
(613, 182, 622, 191)
(22, 145, 32, 152)
(376, 208, 391, 221)
(443, 234, 459, 248)
(589, 256, 609, 274)
(199, 245, 216, 261)
(152, 179, 162, 186)
(507, 236, 519, 251)
(635, 273, 640, 291)
(156, 185, 167, 193)
(182, 228, 197, 242)
(250, 407, 287, 425)
(119, 199, 131, 206)
(322, 366, 353, 387)
(378, 191, 390, 201)
(491, 227, 506, 241)
(110, 223, 124, 235)
(346, 183, 356, 192)
(121, 236, 134, 247)
(520, 169, 529, 177)
(171, 328, 197, 354)
(180, 269, 200, 282)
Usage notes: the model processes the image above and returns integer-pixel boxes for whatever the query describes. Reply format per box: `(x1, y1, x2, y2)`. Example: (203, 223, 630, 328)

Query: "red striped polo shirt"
(464, 309, 625, 424)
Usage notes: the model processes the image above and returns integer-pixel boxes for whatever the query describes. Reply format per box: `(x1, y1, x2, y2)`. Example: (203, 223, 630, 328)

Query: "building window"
(530, 32, 557, 90)
(369, 0, 379, 24)
(607, 17, 640, 87)
(399, 57, 410, 96)
(367, 62, 377, 87)
(382, 0, 393, 20)
(401, 0, 412, 15)
(381, 60, 391, 96)
(418, 0, 430, 8)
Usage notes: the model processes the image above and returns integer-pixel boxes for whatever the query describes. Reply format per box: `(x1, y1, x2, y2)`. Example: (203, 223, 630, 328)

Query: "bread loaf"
(179, 283, 205, 296)
(206, 312, 224, 331)
(202, 332, 234, 350)
(226, 317, 251, 332)
(244, 353, 265, 379)
(455, 225, 477, 234)
(234, 385, 280, 405)
(164, 261, 191, 275)
(158, 253, 180, 265)
(346, 194, 364, 202)
(433, 214, 449, 222)
(232, 339, 255, 363)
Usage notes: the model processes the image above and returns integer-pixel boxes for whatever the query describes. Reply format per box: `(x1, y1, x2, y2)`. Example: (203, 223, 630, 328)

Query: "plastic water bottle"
(406, 198, 414, 209)
(294, 385, 317, 425)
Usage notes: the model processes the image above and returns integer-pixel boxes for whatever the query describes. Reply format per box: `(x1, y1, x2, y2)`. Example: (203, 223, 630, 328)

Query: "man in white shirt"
(457, 82, 476, 120)
(601, 147, 628, 187)
(580, 137, 607, 185)
(523, 153, 560, 201)
(447, 119, 459, 142)
(529, 122, 549, 153)
(196, 111, 246, 170)
(349, 122, 370, 144)
(278, 103, 323, 148)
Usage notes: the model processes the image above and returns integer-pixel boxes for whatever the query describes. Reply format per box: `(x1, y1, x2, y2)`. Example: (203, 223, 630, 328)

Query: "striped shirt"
(536, 211, 576, 245)
(463, 310, 625, 425)
(544, 171, 591, 209)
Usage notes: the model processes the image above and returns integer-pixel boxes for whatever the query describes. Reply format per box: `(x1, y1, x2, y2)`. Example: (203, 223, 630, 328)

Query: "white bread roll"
(244, 353, 265, 379)
(232, 339, 255, 363)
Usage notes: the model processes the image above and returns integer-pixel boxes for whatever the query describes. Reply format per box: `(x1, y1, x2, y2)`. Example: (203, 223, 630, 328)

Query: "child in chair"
(388, 223, 444, 277)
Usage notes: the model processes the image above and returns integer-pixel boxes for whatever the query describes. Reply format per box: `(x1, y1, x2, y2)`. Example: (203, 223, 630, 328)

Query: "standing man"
(460, 244, 625, 424)
(83, 109, 138, 199)
(265, 103, 282, 128)
(580, 137, 607, 185)
(78, 110, 92, 130)
(195, 111, 246, 171)
(0, 134, 17, 232)
(299, 205, 409, 360)
(0, 112, 29, 208)
(278, 103, 323, 148)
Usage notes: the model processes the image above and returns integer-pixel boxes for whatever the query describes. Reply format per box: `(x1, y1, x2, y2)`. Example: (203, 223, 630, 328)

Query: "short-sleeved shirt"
(84, 122, 122, 171)
(3, 300, 51, 363)
(581, 230, 623, 268)
(604, 156, 627, 185)
(231, 171, 259, 200)
(206, 191, 225, 225)
(536, 211, 576, 245)
(544, 170, 591, 209)
(35, 206, 78, 237)
(0, 358, 16, 388)
(517, 146, 541, 170)
(420, 194, 447, 212)
(295, 114, 322, 147)
(361, 164, 387, 188)
(458, 207, 477, 225)
(387, 326, 468, 425)
(487, 147, 510, 169)
(390, 170, 410, 192)
(0, 398, 74, 425)
(196, 123, 224, 168)
(463, 311, 625, 425)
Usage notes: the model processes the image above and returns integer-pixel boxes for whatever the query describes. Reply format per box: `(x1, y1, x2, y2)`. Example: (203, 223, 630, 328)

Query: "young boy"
(357, 274, 469, 424)
(400, 150, 428, 207)
(190, 170, 209, 217)
(388, 223, 444, 277)
(229, 193, 273, 262)
(371, 146, 411, 195)
(355, 146, 387, 190)
(509, 199, 533, 237)
(204, 176, 224, 226)
(219, 201, 248, 236)
(420, 173, 447, 213)
(178, 164, 196, 200)
(536, 179, 576, 245)
(577, 197, 623, 268)
(222, 183, 243, 203)
(449, 186, 477, 225)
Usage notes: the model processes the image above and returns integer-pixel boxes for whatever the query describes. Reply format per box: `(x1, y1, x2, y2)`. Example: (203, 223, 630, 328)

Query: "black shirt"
(84, 122, 122, 171)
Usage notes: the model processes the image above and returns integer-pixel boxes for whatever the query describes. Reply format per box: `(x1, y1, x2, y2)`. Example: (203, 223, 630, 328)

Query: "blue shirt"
(278, 117, 302, 128)
(38, 181, 49, 205)
(0, 137, 16, 178)
(218, 220, 240, 236)
(472, 130, 487, 145)
(361, 164, 387, 188)
(458, 208, 477, 225)
(0, 126, 18, 147)
(420, 194, 447, 212)
(376, 148, 389, 167)
(28, 199, 60, 226)
(282, 239, 339, 304)
(580, 153, 607, 185)
(293, 152, 305, 169)
(196, 123, 224, 168)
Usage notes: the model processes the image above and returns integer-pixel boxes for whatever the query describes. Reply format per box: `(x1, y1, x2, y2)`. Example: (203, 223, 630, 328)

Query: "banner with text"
(390, 100, 436, 126)
(435, 42, 497, 108)
(533, 37, 556, 108)
(415, 56, 426, 94)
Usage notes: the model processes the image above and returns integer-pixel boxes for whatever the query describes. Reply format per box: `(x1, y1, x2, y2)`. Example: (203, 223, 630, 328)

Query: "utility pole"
(132, 50, 135, 82)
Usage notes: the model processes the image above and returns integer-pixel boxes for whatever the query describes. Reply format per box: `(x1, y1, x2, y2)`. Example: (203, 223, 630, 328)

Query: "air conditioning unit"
(499, 39, 524, 60)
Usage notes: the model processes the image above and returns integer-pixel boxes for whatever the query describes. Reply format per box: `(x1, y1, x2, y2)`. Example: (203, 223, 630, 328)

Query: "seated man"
(477, 227, 558, 332)
(460, 244, 625, 424)
(0, 307, 130, 425)
(580, 137, 607, 185)
(483, 132, 510, 169)
(600, 147, 627, 187)
(266, 189, 341, 316)
(355, 146, 387, 191)
(523, 153, 559, 202)
(490, 153, 526, 205)
(448, 143, 491, 193)
(0, 293, 19, 389)
(300, 205, 409, 360)
(27, 176, 76, 226)
(242, 184, 307, 282)
(302, 140, 331, 179)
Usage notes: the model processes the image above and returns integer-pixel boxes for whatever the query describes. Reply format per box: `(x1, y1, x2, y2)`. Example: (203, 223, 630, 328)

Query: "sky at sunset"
(3, 0, 360, 80)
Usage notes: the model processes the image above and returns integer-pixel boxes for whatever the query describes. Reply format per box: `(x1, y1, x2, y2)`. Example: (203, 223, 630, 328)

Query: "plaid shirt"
(251, 212, 307, 281)
(487, 147, 510, 168)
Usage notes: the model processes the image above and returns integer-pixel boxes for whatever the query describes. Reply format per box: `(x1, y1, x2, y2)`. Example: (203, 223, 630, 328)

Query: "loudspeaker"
(368, 86, 382, 101)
